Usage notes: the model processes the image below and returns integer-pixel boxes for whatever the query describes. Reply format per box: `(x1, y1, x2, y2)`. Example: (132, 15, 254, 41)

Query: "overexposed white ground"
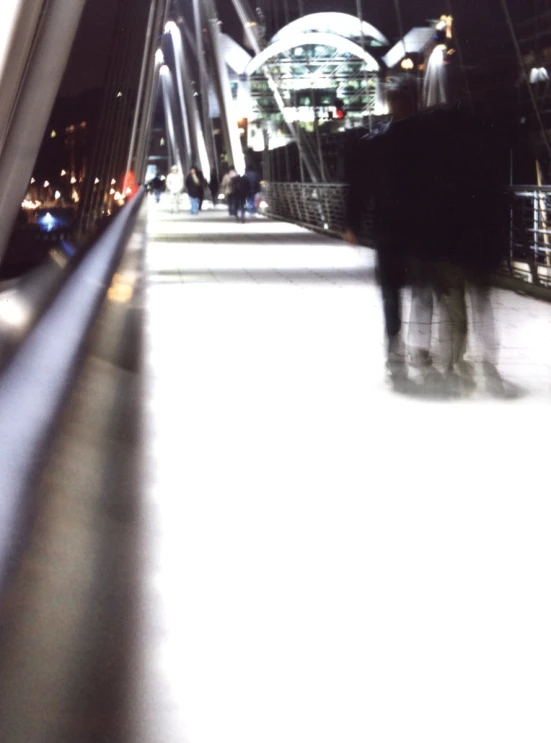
(136, 197, 551, 743)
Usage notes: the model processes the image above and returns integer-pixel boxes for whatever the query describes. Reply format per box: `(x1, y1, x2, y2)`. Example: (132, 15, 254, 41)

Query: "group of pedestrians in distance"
(220, 165, 261, 222)
(148, 162, 261, 221)
(344, 76, 515, 397)
(163, 164, 208, 214)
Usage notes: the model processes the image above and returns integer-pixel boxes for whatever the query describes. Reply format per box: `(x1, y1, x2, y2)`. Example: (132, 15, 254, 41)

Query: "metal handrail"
(263, 182, 551, 289)
(0, 188, 145, 595)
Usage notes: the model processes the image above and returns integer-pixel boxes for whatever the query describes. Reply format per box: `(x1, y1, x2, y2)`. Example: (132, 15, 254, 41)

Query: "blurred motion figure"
(185, 166, 205, 215)
(221, 166, 238, 216)
(166, 165, 183, 213)
(344, 76, 512, 395)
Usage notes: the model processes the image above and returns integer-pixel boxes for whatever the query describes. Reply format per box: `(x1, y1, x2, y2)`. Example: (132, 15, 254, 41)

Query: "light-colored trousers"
(408, 263, 498, 370)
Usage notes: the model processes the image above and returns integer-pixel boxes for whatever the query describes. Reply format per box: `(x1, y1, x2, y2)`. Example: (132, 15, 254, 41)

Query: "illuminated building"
(245, 12, 389, 149)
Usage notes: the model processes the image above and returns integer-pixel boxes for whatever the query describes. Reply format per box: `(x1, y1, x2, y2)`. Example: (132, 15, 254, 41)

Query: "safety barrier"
(263, 182, 551, 290)
(0, 188, 145, 596)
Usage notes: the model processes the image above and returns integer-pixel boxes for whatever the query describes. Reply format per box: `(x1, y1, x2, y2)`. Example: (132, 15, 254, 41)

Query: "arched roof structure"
(245, 32, 381, 76)
(220, 32, 252, 75)
(270, 12, 389, 47)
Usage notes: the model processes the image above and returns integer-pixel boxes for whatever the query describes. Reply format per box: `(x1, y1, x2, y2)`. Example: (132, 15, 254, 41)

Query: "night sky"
(214, 0, 526, 66)
(61, 0, 531, 97)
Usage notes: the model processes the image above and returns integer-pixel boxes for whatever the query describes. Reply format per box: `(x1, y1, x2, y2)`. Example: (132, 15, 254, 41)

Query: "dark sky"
(215, 0, 526, 68)
(61, 0, 532, 96)
(59, 0, 119, 97)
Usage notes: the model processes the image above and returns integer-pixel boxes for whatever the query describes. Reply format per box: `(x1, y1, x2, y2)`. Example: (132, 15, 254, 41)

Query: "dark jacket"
(149, 175, 164, 191)
(345, 103, 511, 277)
(230, 174, 250, 200)
(185, 171, 205, 199)
(244, 168, 261, 196)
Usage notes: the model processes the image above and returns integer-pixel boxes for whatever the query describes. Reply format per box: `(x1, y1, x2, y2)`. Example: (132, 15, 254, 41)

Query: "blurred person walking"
(243, 165, 261, 215)
(404, 96, 512, 394)
(148, 171, 164, 203)
(166, 165, 183, 213)
(221, 166, 237, 216)
(185, 166, 205, 215)
(209, 170, 219, 208)
(231, 171, 250, 223)
(343, 80, 417, 385)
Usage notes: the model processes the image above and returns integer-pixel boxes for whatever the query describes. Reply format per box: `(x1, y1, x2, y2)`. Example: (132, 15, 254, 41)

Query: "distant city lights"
(39, 212, 56, 231)
(21, 199, 41, 210)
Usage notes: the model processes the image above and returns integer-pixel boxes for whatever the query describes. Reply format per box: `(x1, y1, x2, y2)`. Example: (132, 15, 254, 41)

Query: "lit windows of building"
(245, 12, 389, 148)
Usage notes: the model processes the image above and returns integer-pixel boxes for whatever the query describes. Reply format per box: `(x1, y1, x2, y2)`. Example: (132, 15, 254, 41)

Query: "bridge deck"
(138, 197, 551, 743)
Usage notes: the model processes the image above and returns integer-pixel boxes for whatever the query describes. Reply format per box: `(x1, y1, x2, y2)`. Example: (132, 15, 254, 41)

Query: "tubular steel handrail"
(263, 182, 551, 289)
(0, 188, 146, 596)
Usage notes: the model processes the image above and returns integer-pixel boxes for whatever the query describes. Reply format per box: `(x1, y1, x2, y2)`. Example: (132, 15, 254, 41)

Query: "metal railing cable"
(0, 188, 145, 596)
(263, 182, 551, 289)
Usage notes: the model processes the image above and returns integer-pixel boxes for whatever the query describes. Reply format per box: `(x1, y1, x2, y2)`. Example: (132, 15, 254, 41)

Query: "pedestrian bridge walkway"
(138, 198, 551, 743)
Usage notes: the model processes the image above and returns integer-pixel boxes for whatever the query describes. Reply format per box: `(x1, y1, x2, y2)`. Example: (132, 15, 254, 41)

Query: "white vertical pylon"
(0, 0, 87, 264)
(202, 0, 245, 174)
(165, 21, 211, 180)
(160, 65, 184, 173)
(165, 21, 193, 170)
(193, 0, 218, 179)
(0, 1, 45, 156)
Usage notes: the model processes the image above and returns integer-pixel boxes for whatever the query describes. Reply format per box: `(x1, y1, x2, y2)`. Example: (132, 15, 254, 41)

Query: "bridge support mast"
(0, 0, 87, 263)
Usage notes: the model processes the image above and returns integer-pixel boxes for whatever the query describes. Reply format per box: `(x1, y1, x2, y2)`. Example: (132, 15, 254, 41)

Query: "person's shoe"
(455, 359, 475, 378)
(409, 347, 432, 369)
(386, 335, 408, 384)
(482, 361, 521, 399)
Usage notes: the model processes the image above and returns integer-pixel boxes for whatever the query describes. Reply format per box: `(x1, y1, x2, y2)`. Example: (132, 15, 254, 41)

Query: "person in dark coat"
(230, 172, 250, 223)
(185, 166, 205, 215)
(209, 171, 219, 208)
(148, 172, 164, 203)
(344, 78, 512, 394)
(243, 166, 261, 215)
(343, 81, 417, 383)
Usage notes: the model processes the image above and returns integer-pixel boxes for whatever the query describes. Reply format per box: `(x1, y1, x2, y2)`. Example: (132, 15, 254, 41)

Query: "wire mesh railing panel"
(264, 182, 551, 289)
(509, 187, 551, 286)
(263, 182, 351, 237)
